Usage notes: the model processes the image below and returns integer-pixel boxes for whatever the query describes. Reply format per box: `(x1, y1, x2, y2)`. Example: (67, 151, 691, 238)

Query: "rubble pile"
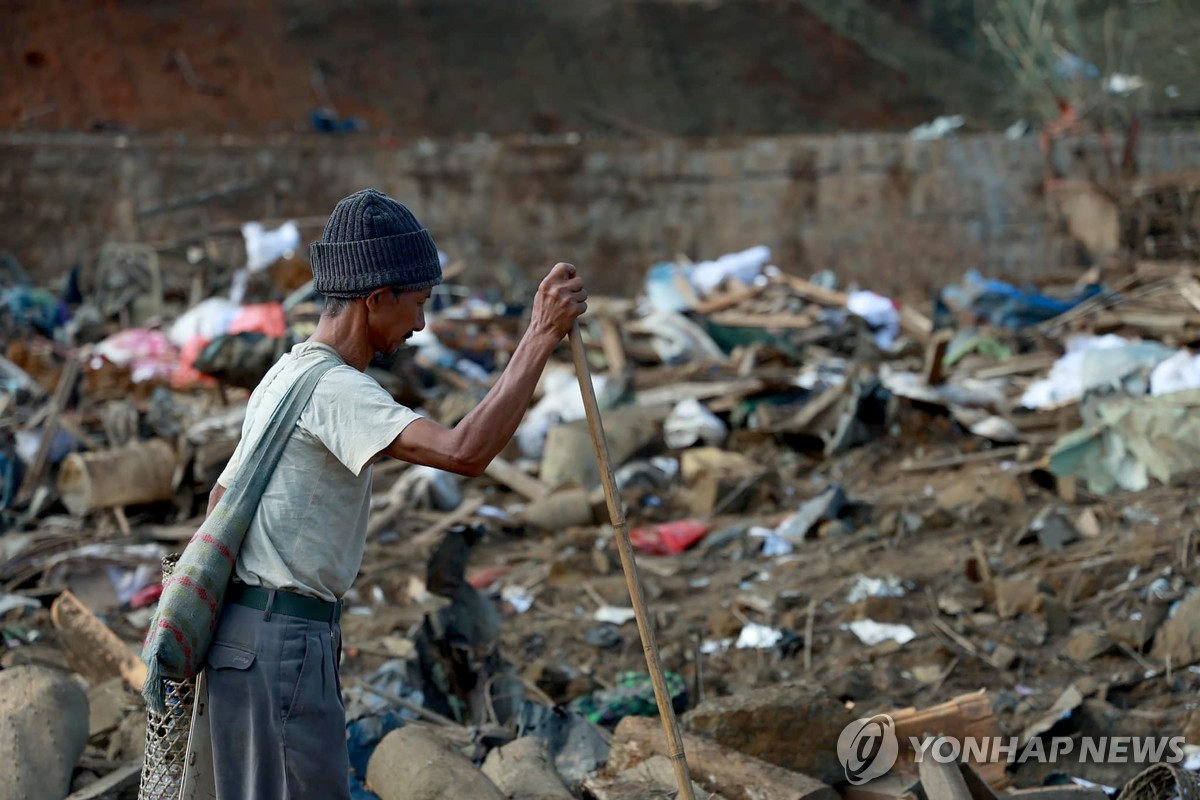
(3, 233, 1200, 799)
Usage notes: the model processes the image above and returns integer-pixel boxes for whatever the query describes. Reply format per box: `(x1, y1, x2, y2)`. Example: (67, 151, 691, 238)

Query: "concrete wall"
(4, 132, 1200, 300)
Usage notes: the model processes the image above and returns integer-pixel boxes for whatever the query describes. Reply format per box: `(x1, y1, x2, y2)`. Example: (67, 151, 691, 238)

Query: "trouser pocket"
(206, 642, 256, 672)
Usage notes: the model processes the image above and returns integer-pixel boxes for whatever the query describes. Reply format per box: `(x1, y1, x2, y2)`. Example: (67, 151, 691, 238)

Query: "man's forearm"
(451, 326, 561, 470)
(386, 260, 585, 477)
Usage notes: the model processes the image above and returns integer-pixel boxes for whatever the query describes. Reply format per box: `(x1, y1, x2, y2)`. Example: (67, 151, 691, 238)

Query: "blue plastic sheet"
(939, 270, 1103, 330)
(2, 287, 67, 335)
(0, 450, 19, 512)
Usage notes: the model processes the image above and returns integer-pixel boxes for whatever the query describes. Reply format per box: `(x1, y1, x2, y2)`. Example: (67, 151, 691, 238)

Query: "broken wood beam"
(971, 353, 1058, 380)
(50, 590, 147, 692)
(597, 317, 628, 378)
(923, 328, 954, 386)
(609, 715, 838, 800)
(18, 356, 79, 503)
(694, 284, 766, 314)
(780, 274, 850, 307)
(919, 758, 974, 800)
(484, 456, 551, 501)
(706, 312, 818, 330)
(900, 305, 934, 345)
(900, 446, 1025, 473)
(64, 758, 144, 800)
(364, 497, 486, 574)
(634, 379, 764, 407)
(57, 438, 177, 516)
(353, 681, 469, 732)
(889, 692, 1009, 790)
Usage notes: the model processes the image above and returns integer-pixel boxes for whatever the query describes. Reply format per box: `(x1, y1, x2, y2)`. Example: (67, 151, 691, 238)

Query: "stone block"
(681, 680, 851, 784)
(0, 666, 89, 800)
(367, 726, 505, 800)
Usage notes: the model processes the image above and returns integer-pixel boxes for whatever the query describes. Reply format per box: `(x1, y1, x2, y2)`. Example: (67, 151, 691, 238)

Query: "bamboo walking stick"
(567, 322, 696, 800)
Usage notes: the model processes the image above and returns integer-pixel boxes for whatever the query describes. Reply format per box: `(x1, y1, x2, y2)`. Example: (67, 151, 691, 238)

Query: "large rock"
(1151, 590, 1200, 667)
(481, 736, 573, 799)
(0, 665, 90, 800)
(366, 726, 506, 800)
(682, 681, 850, 784)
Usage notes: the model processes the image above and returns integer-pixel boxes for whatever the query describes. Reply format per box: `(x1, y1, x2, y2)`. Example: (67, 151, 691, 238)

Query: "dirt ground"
(338, 399, 1200, 791)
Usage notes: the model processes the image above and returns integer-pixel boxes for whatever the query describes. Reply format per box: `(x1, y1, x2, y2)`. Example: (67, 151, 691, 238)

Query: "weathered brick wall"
(3, 132, 1200, 300)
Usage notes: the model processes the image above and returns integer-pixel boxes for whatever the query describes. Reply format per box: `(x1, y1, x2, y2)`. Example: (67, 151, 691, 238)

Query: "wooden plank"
(1036, 271, 1141, 333)
(353, 680, 469, 731)
(609, 716, 837, 800)
(765, 381, 847, 435)
(598, 316, 628, 377)
(890, 692, 1009, 790)
(112, 507, 131, 536)
(971, 353, 1057, 380)
(64, 758, 144, 799)
(1091, 310, 1192, 332)
(694, 284, 765, 314)
(634, 379, 764, 407)
(899, 305, 934, 345)
(56, 415, 103, 450)
(707, 312, 817, 330)
(900, 446, 1026, 473)
(484, 456, 551, 501)
(840, 773, 922, 800)
(362, 496, 486, 575)
(919, 758, 973, 800)
(50, 590, 148, 692)
(780, 274, 850, 307)
(144, 518, 204, 542)
(407, 495, 485, 550)
(18, 357, 79, 502)
(923, 329, 954, 386)
(1177, 279, 1200, 316)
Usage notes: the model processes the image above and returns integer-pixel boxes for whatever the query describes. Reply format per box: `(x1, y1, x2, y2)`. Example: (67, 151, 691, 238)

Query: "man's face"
(366, 286, 432, 354)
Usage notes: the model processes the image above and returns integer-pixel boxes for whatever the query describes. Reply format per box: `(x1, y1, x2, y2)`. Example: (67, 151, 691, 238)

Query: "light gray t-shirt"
(218, 341, 422, 601)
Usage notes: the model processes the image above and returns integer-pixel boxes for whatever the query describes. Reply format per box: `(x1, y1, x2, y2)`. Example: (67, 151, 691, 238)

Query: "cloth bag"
(141, 355, 337, 713)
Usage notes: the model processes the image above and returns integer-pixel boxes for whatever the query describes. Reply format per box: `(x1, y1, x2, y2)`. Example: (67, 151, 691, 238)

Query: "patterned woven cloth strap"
(141, 353, 339, 713)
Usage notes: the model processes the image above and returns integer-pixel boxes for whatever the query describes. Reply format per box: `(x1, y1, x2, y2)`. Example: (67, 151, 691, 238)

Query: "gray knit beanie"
(309, 188, 442, 298)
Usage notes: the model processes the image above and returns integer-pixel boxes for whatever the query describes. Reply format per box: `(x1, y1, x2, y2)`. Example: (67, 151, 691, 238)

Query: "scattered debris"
(4, 238, 1200, 795)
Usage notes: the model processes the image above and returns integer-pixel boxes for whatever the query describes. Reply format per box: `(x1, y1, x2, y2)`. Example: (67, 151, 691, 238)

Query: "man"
(203, 188, 587, 798)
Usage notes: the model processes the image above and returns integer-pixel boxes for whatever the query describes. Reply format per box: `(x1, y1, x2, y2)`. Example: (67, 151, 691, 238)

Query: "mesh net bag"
(138, 554, 197, 800)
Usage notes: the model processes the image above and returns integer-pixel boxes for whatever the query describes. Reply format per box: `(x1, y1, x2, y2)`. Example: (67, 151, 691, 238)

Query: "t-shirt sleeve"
(301, 366, 424, 476)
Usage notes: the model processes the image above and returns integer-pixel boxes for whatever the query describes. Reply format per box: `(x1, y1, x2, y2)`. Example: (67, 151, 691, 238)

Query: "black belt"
(228, 583, 342, 623)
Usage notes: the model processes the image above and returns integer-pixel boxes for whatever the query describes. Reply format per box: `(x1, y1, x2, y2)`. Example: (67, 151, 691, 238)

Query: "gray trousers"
(205, 601, 350, 799)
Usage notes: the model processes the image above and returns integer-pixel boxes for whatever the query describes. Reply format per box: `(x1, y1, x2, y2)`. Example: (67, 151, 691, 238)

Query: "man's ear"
(364, 288, 388, 309)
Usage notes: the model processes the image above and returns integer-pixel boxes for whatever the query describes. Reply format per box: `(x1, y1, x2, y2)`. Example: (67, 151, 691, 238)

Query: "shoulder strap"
(224, 356, 339, 497)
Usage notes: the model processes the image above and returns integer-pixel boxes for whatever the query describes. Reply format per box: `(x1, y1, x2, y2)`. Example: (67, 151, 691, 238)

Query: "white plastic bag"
(168, 297, 240, 347)
(663, 398, 728, 449)
(241, 220, 301, 272)
(847, 291, 900, 349)
(689, 245, 771, 296)
(1150, 350, 1200, 396)
(515, 368, 606, 460)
